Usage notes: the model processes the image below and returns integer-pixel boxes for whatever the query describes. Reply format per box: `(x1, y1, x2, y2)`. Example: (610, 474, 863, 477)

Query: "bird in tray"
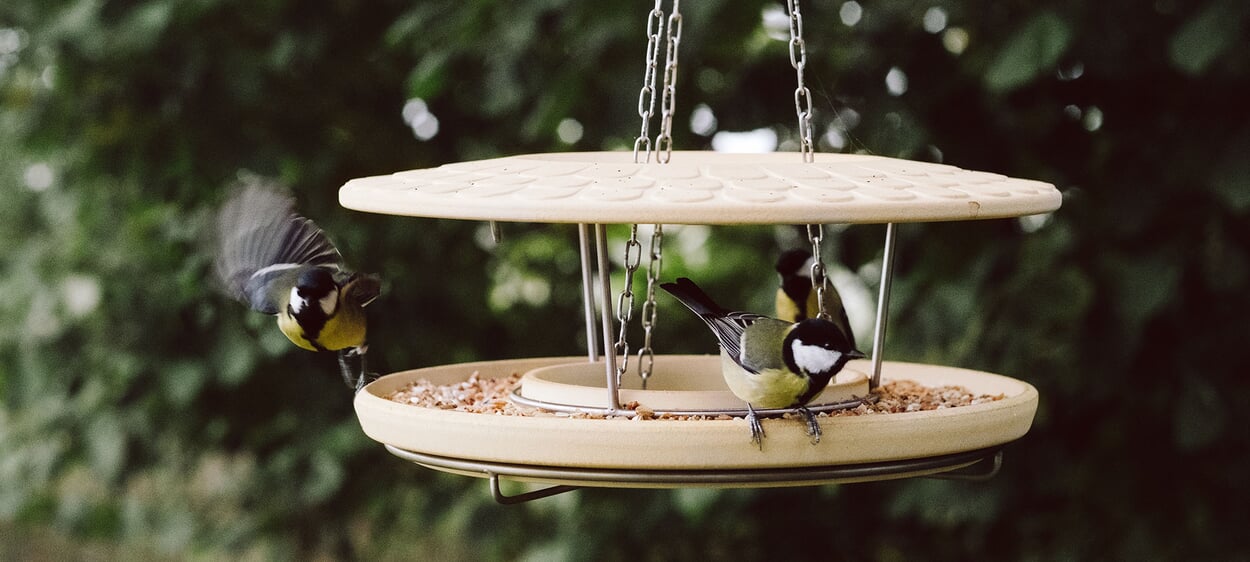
(661, 277, 865, 449)
(214, 180, 381, 393)
(774, 248, 855, 346)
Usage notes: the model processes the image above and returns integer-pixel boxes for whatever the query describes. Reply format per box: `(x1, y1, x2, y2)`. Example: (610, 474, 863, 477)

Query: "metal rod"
(594, 224, 622, 411)
(509, 387, 875, 418)
(386, 444, 1004, 489)
(871, 222, 898, 389)
(489, 221, 502, 244)
(489, 473, 580, 505)
(926, 450, 1003, 482)
(577, 224, 599, 362)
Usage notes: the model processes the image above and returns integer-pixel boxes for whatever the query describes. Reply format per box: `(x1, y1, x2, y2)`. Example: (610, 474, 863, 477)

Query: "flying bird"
(214, 181, 380, 392)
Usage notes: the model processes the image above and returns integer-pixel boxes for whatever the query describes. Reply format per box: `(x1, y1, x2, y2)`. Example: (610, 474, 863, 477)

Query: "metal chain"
(614, 225, 643, 383)
(637, 225, 664, 388)
(633, 1, 665, 164)
(786, 0, 816, 163)
(655, 1, 683, 164)
(807, 224, 831, 321)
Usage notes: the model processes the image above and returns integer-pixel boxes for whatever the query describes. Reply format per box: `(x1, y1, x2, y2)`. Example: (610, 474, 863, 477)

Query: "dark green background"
(2, 0, 1247, 559)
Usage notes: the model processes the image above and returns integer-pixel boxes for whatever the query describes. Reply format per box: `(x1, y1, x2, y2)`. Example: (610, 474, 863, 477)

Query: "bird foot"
(339, 346, 374, 394)
(746, 404, 766, 451)
(798, 406, 822, 445)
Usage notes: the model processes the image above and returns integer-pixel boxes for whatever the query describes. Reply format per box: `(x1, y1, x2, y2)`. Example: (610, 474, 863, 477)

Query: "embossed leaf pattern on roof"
(340, 151, 1061, 224)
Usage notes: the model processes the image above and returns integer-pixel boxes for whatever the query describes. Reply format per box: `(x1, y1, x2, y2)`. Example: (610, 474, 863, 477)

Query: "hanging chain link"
(655, 1, 683, 164)
(633, 1, 666, 164)
(636, 225, 664, 388)
(807, 224, 831, 321)
(786, 0, 816, 163)
(614, 226, 643, 383)
(619, 3, 678, 388)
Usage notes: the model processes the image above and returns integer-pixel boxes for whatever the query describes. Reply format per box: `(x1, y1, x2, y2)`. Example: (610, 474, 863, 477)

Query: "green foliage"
(983, 11, 1073, 92)
(2, 0, 1249, 560)
(1168, 0, 1248, 75)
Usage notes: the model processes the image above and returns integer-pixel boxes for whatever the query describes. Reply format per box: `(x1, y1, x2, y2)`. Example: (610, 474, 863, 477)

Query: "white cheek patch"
(289, 287, 307, 314)
(791, 340, 839, 373)
(799, 256, 815, 279)
(318, 291, 338, 316)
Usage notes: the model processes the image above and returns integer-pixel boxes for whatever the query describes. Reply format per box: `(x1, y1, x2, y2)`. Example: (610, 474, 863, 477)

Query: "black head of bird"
(782, 317, 865, 405)
(283, 266, 341, 345)
(773, 247, 856, 346)
(776, 248, 815, 280)
(292, 267, 339, 317)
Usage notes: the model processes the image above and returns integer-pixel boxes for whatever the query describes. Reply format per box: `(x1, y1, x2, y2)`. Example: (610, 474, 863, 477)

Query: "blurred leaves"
(1173, 378, 1227, 451)
(984, 11, 1073, 92)
(1168, 0, 1246, 75)
(1210, 130, 1250, 213)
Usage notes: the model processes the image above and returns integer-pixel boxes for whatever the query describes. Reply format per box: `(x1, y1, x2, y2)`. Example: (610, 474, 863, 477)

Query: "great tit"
(214, 182, 381, 392)
(775, 248, 855, 346)
(661, 277, 865, 448)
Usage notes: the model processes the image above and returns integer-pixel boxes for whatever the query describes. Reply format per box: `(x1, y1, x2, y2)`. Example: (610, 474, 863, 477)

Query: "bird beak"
(848, 350, 867, 360)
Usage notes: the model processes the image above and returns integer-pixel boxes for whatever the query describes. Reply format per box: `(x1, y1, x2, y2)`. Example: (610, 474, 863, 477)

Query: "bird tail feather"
(660, 277, 730, 318)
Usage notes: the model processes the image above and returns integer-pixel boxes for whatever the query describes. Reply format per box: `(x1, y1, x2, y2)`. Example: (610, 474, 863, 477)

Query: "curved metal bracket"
(926, 450, 1003, 482)
(488, 473, 581, 505)
(485, 451, 1003, 503)
(389, 445, 1008, 505)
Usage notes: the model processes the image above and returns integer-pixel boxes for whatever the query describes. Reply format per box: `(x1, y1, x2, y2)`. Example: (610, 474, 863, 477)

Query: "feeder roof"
(339, 151, 1061, 225)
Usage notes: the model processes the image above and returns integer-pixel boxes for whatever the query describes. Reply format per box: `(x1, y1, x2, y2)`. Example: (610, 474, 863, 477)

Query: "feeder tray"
(342, 150, 1060, 502)
(356, 356, 1036, 493)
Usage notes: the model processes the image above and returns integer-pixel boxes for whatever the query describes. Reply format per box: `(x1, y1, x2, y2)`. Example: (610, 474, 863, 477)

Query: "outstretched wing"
(214, 181, 343, 313)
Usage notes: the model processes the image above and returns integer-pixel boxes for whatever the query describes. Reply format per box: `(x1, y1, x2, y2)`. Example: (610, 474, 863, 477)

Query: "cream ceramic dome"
(339, 151, 1061, 224)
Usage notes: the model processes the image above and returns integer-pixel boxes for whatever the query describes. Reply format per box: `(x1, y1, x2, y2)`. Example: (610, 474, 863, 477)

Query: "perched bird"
(774, 248, 855, 346)
(214, 181, 381, 392)
(662, 277, 865, 448)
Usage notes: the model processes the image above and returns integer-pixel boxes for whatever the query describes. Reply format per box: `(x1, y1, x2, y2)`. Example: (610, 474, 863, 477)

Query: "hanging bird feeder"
(343, 1, 1058, 504)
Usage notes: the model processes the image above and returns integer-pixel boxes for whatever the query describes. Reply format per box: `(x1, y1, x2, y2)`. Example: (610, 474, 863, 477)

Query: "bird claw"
(746, 404, 766, 451)
(354, 371, 379, 394)
(339, 346, 373, 394)
(798, 406, 822, 445)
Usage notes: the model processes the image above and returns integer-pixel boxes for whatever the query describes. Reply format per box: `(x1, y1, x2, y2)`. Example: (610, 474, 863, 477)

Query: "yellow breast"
(276, 304, 368, 352)
(314, 305, 368, 351)
(719, 351, 809, 409)
(775, 288, 803, 323)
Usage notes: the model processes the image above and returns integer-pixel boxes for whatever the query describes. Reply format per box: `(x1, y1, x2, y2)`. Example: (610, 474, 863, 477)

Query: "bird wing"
(338, 272, 382, 308)
(239, 266, 297, 315)
(827, 278, 856, 345)
(811, 277, 855, 345)
(214, 182, 344, 313)
(738, 318, 793, 375)
(703, 310, 771, 371)
(661, 277, 779, 372)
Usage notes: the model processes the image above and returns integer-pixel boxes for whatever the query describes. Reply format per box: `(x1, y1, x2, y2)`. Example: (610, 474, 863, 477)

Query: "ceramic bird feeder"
(342, 1, 1059, 503)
